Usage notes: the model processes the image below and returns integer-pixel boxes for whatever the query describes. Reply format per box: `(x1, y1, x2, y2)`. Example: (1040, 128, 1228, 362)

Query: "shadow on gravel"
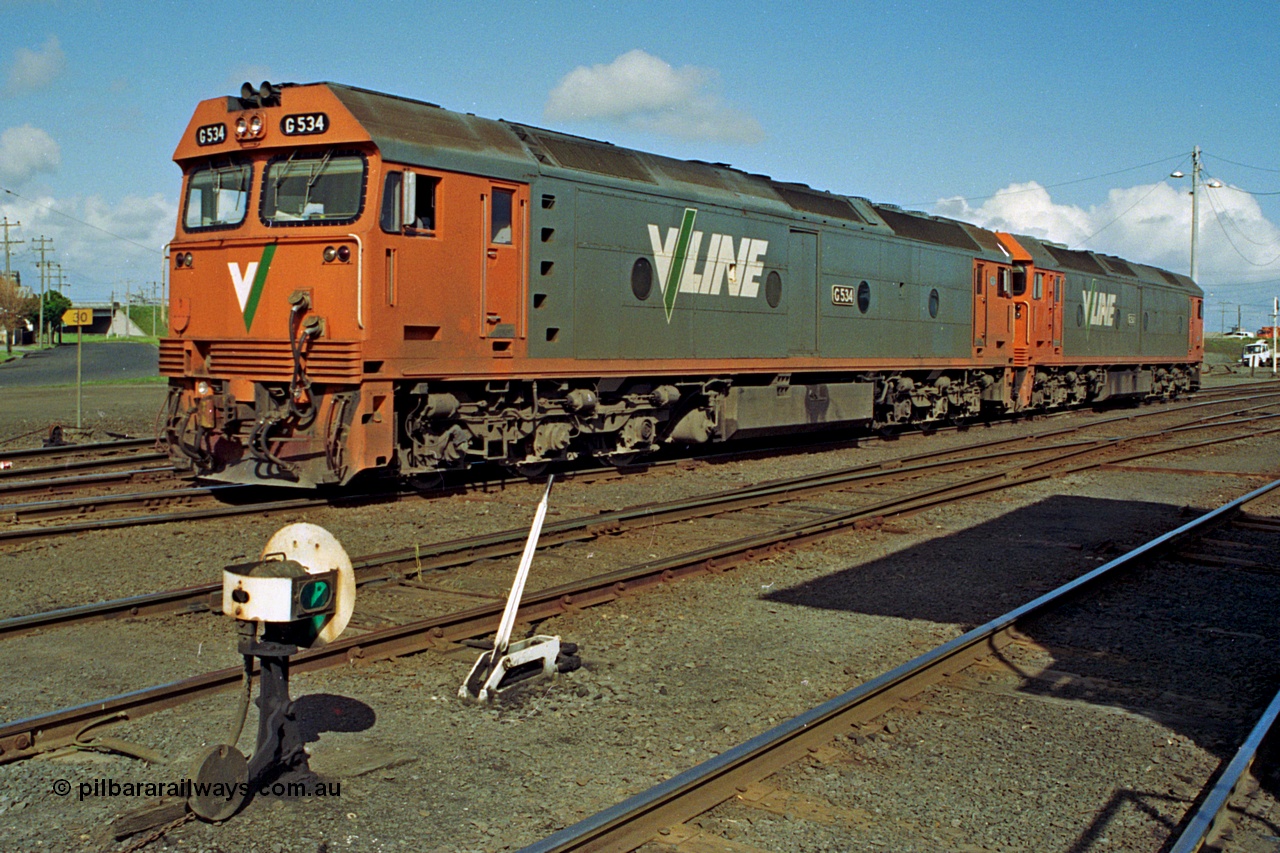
(293, 693, 376, 742)
(765, 495, 1280, 846)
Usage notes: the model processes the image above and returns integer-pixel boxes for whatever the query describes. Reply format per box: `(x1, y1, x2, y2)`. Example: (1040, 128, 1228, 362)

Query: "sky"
(1, 0, 1278, 331)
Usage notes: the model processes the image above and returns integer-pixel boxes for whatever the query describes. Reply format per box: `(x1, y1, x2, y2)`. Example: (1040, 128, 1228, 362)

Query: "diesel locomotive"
(160, 81, 1203, 487)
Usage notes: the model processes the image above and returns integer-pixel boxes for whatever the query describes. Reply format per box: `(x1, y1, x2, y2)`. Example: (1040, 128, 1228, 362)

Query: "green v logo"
(228, 244, 277, 331)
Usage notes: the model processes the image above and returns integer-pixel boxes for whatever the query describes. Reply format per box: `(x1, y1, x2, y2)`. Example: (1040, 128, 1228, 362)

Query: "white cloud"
(935, 180, 1280, 328)
(935, 179, 1280, 273)
(546, 50, 764, 144)
(0, 190, 176, 300)
(5, 36, 66, 96)
(0, 125, 60, 185)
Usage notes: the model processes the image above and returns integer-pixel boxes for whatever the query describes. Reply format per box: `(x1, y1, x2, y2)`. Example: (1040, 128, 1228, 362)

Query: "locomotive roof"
(190, 82, 1199, 295)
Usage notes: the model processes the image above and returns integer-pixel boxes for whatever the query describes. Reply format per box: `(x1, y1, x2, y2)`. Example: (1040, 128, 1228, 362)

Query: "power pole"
(147, 281, 159, 336)
(1170, 147, 1220, 283)
(31, 235, 53, 346)
(0, 217, 22, 279)
(50, 264, 68, 343)
(1191, 146, 1202, 284)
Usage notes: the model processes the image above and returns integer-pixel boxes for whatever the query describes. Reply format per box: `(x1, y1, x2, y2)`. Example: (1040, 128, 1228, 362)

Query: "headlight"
(195, 380, 212, 396)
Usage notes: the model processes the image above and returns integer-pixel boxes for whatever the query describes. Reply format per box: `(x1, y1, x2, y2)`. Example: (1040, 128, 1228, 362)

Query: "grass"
(31, 376, 169, 389)
(69, 334, 160, 344)
(1205, 336, 1265, 358)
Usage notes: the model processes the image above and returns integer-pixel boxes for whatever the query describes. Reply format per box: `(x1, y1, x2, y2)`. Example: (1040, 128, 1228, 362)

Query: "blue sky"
(2, 0, 1278, 330)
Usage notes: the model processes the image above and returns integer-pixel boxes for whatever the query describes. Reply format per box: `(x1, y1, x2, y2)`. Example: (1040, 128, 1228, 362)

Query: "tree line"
(0, 275, 72, 353)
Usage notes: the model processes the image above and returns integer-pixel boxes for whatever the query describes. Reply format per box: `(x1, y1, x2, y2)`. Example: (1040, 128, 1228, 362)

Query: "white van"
(1241, 341, 1273, 367)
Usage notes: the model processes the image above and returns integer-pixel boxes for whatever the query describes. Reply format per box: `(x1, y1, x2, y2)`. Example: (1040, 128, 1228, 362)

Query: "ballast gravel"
(0, 377, 1278, 851)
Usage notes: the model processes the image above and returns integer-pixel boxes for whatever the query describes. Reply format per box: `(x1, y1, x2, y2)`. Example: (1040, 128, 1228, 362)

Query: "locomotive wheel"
(507, 462, 549, 479)
(608, 452, 647, 469)
(408, 473, 446, 492)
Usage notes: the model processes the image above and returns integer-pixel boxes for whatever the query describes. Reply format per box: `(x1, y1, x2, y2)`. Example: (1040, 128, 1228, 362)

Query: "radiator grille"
(207, 341, 362, 381)
(158, 339, 185, 376)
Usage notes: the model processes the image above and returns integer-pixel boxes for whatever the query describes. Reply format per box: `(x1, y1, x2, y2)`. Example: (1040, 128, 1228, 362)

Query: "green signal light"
(300, 579, 332, 612)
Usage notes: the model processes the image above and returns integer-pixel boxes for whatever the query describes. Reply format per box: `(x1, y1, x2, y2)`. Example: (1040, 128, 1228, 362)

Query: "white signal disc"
(260, 523, 355, 646)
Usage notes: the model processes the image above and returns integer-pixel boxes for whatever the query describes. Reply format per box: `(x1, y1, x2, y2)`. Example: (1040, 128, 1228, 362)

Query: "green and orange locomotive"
(161, 82, 1202, 488)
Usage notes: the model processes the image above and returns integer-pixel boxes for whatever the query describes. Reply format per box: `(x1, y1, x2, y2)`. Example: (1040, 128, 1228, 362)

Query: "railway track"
(0, 464, 176, 500)
(516, 479, 1280, 853)
(1, 399, 1276, 767)
(0, 435, 173, 499)
(0, 435, 153, 463)
(2, 387, 1278, 546)
(3, 390, 1278, 643)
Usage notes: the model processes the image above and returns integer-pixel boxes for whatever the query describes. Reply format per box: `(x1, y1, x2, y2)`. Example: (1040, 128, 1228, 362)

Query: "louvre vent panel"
(206, 341, 362, 381)
(158, 340, 185, 376)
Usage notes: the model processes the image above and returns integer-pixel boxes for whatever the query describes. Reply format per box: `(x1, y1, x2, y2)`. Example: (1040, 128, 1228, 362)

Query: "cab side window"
(491, 189, 513, 244)
(381, 170, 438, 234)
(380, 172, 402, 232)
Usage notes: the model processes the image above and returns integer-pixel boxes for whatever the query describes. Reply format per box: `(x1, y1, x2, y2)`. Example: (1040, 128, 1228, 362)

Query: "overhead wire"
(1204, 153, 1280, 174)
(1200, 170, 1279, 247)
(909, 152, 1188, 208)
(1075, 177, 1173, 249)
(1, 187, 165, 257)
(1202, 188, 1280, 267)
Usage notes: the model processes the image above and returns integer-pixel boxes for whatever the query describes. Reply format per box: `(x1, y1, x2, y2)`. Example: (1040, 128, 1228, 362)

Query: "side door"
(1019, 267, 1059, 359)
(972, 260, 988, 349)
(1189, 296, 1203, 360)
(973, 261, 1012, 358)
(482, 183, 526, 353)
(787, 230, 818, 355)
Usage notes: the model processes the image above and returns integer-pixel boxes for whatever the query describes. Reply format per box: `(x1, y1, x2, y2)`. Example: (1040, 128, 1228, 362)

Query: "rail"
(517, 477, 1280, 853)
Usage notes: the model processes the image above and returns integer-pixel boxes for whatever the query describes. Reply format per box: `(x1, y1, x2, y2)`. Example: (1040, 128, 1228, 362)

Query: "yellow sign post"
(61, 308, 93, 428)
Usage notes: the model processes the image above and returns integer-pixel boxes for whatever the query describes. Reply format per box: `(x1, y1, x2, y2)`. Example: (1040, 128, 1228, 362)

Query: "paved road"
(0, 342, 159, 387)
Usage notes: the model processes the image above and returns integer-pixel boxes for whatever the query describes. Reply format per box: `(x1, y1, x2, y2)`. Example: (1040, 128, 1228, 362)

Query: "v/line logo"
(1082, 288, 1118, 328)
(228, 244, 277, 331)
(648, 208, 769, 322)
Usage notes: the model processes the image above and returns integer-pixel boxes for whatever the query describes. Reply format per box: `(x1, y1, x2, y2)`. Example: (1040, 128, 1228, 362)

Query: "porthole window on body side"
(928, 288, 940, 319)
(631, 257, 653, 300)
(857, 281, 870, 314)
(765, 271, 782, 308)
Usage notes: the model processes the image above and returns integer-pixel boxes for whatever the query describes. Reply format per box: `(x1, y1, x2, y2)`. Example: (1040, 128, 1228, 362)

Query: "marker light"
(184, 252, 193, 267)
(336, 246, 350, 263)
(323, 246, 337, 263)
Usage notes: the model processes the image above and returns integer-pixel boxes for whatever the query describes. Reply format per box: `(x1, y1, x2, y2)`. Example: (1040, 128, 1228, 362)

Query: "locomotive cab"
(165, 85, 407, 486)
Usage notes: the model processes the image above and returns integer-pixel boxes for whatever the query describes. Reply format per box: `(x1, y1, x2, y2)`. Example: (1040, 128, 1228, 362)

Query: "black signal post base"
(239, 624, 307, 786)
(190, 629, 309, 821)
